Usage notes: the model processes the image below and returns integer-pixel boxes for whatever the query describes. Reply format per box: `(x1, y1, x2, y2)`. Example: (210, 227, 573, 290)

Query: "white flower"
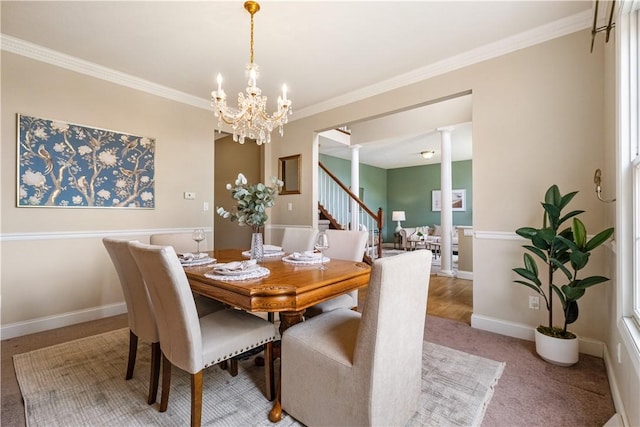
(141, 191, 153, 201)
(72, 195, 83, 205)
(120, 135, 129, 143)
(53, 143, 65, 152)
(235, 173, 247, 185)
(19, 187, 27, 198)
(97, 189, 111, 199)
(22, 170, 46, 187)
(34, 127, 47, 139)
(98, 150, 117, 167)
(78, 145, 92, 155)
(140, 137, 153, 147)
(128, 202, 136, 207)
(115, 179, 127, 188)
(140, 176, 150, 183)
(59, 200, 69, 206)
(113, 198, 120, 204)
(51, 122, 69, 132)
(28, 196, 41, 205)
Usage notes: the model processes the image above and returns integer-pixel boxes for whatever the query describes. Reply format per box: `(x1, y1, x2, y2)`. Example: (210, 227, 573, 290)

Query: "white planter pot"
(534, 328, 579, 366)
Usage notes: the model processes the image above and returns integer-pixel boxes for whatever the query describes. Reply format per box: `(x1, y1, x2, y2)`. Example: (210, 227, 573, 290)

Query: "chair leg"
(126, 330, 138, 380)
(229, 358, 238, 377)
(191, 371, 203, 427)
(264, 341, 275, 401)
(159, 354, 171, 412)
(148, 342, 161, 405)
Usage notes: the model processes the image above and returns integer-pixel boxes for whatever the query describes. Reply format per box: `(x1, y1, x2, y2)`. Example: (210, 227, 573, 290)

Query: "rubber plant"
(512, 185, 614, 338)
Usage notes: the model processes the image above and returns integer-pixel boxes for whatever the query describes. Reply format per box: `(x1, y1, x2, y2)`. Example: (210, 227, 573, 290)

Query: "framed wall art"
(432, 189, 466, 212)
(17, 114, 155, 208)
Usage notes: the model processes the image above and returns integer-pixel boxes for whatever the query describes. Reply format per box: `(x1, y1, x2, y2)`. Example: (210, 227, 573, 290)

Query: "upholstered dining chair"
(304, 229, 369, 318)
(281, 250, 432, 426)
(103, 238, 226, 405)
(150, 232, 204, 254)
(103, 237, 161, 405)
(128, 241, 277, 427)
(280, 227, 318, 253)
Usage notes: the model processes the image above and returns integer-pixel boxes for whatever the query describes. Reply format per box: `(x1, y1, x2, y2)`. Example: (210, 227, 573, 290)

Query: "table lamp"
(392, 211, 406, 232)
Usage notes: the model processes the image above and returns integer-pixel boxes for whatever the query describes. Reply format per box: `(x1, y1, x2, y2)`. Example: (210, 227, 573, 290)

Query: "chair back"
(324, 229, 368, 261)
(354, 250, 432, 425)
(150, 232, 204, 253)
(281, 227, 318, 253)
(103, 238, 158, 343)
(128, 241, 202, 374)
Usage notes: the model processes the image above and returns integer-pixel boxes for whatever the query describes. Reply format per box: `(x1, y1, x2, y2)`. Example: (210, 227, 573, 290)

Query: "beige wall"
(269, 28, 611, 340)
(1, 52, 216, 329)
(213, 135, 261, 249)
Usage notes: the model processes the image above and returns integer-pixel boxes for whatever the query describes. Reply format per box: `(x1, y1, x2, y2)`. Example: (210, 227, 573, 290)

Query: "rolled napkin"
(263, 245, 283, 253)
(214, 259, 258, 273)
(179, 252, 208, 261)
(290, 251, 322, 260)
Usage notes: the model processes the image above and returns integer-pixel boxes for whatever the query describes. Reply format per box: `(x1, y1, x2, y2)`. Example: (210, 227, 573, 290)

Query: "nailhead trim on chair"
(205, 335, 277, 368)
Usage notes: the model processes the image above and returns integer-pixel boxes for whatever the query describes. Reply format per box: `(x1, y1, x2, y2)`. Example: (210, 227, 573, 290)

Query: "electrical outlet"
(528, 296, 539, 310)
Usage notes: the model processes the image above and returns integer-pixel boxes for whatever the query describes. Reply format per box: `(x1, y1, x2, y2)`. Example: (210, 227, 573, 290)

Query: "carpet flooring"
(13, 328, 504, 426)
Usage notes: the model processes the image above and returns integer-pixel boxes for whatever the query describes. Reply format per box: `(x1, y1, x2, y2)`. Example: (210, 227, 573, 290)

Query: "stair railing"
(318, 162, 383, 260)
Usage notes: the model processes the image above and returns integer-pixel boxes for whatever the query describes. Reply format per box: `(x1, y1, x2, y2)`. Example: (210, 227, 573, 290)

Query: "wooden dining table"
(183, 248, 372, 422)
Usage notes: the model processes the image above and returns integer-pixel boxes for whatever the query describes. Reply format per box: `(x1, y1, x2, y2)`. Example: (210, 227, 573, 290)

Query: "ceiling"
(1, 1, 595, 168)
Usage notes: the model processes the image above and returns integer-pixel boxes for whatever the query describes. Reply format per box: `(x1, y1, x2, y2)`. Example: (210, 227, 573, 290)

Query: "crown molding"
(1, 9, 591, 120)
(293, 9, 592, 120)
(0, 34, 210, 110)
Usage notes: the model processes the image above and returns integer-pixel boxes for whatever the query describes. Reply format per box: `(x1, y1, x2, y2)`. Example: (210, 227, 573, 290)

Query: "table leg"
(269, 310, 305, 423)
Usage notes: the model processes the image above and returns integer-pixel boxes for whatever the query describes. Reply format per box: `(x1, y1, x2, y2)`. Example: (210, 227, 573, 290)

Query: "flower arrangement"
(216, 173, 283, 231)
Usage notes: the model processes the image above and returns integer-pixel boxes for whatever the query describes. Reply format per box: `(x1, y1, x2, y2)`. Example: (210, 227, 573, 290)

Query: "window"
(620, 5, 640, 325)
(627, 9, 640, 322)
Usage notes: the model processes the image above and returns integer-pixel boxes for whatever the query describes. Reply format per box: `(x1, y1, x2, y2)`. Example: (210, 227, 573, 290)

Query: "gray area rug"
(14, 328, 504, 426)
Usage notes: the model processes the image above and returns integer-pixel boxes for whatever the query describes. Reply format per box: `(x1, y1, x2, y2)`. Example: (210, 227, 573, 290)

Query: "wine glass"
(314, 231, 330, 270)
(192, 229, 205, 253)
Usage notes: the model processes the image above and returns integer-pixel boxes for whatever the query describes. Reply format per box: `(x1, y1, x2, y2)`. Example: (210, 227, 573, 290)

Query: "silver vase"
(250, 232, 264, 263)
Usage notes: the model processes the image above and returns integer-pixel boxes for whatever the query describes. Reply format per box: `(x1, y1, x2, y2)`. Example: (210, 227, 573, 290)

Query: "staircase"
(318, 162, 383, 264)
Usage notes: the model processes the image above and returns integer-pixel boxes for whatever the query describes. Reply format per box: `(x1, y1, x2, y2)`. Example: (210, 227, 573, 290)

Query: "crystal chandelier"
(210, 1, 292, 145)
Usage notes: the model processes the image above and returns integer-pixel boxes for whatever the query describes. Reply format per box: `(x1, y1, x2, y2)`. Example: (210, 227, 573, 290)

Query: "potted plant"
(216, 172, 282, 261)
(512, 185, 614, 366)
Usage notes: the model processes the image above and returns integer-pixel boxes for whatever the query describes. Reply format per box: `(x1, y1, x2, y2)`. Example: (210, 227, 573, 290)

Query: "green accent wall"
(319, 155, 472, 242)
(387, 160, 473, 241)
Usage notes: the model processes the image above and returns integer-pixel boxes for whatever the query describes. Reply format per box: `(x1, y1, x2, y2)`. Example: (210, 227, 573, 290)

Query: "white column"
(437, 127, 455, 277)
(350, 144, 362, 231)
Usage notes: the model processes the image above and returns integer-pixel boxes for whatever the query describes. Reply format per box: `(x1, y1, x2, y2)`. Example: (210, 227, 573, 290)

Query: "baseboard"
(471, 314, 535, 341)
(456, 270, 473, 280)
(471, 314, 605, 358)
(1, 302, 127, 340)
(603, 344, 630, 427)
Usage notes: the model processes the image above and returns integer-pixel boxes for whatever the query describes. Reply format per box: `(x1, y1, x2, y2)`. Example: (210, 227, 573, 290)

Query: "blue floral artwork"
(17, 114, 155, 208)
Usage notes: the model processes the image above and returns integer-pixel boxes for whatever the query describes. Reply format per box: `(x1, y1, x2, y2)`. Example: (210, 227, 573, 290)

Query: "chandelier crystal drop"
(210, 1, 292, 145)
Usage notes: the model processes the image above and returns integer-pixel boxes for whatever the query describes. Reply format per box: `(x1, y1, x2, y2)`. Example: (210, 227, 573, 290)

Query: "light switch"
(203, 202, 209, 211)
(288, 202, 293, 211)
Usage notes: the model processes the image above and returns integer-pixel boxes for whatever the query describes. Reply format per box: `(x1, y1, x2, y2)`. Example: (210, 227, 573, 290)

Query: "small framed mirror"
(279, 154, 301, 195)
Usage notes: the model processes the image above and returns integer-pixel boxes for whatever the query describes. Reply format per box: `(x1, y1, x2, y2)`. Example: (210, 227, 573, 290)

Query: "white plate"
(241, 250, 285, 258)
(213, 265, 260, 276)
(180, 257, 215, 266)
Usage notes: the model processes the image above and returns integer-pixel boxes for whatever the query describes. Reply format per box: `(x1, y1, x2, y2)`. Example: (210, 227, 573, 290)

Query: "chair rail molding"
(0, 227, 213, 242)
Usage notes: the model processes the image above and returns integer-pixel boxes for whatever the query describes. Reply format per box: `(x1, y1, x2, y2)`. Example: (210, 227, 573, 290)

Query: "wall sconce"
(421, 150, 435, 159)
(392, 211, 406, 232)
(594, 168, 616, 203)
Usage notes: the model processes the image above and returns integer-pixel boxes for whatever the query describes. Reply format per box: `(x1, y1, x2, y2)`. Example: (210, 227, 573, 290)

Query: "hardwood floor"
(358, 273, 473, 325)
